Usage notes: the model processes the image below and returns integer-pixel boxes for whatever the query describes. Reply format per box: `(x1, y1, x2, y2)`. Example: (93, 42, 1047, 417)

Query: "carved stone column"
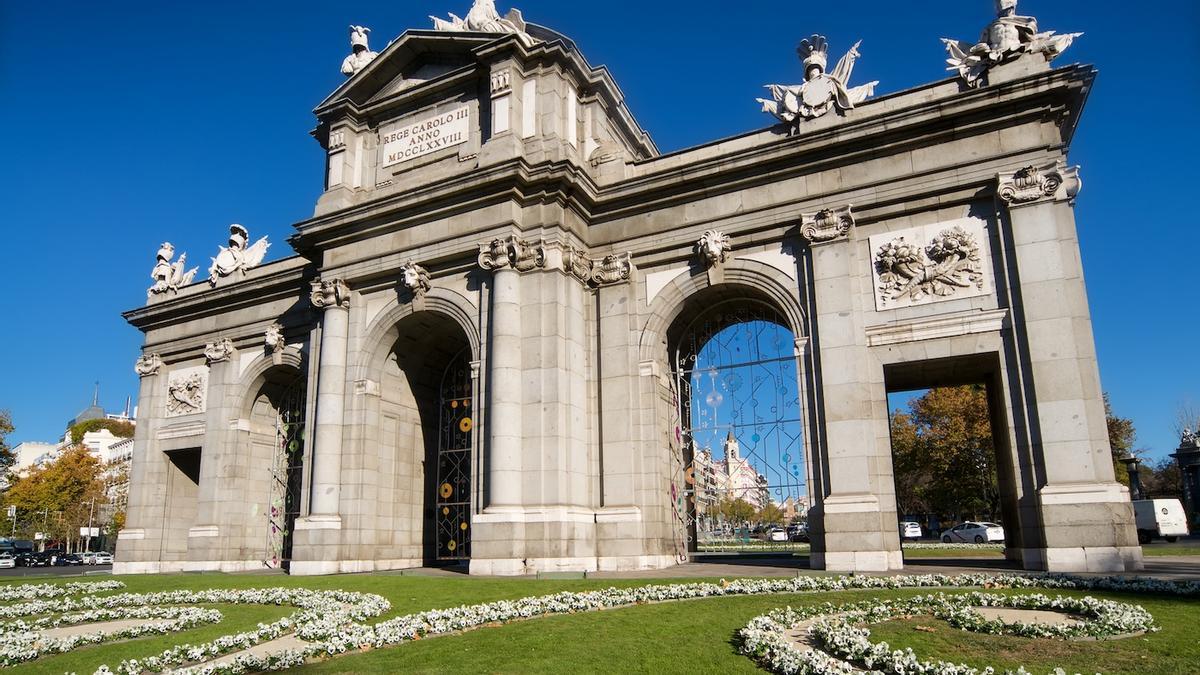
(802, 205, 903, 572)
(477, 239, 538, 511)
(996, 161, 1140, 572)
(113, 354, 165, 574)
(304, 279, 352, 522)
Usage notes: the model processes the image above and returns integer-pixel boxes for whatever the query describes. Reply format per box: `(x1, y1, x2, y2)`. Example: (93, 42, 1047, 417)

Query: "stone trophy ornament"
(340, 25, 378, 77)
(430, 0, 536, 45)
(758, 35, 878, 135)
(874, 225, 984, 306)
(166, 369, 207, 417)
(148, 243, 198, 300)
(942, 0, 1082, 88)
(209, 224, 270, 286)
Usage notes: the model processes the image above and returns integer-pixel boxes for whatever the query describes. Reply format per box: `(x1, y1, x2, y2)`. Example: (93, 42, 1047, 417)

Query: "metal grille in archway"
(671, 303, 806, 555)
(435, 349, 473, 560)
(267, 380, 305, 569)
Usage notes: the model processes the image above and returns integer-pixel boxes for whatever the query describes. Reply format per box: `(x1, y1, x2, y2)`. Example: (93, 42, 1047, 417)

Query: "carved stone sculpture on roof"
(148, 242, 198, 300)
(758, 35, 879, 135)
(942, 0, 1082, 88)
(430, 1, 537, 46)
(209, 224, 270, 286)
(1183, 428, 1198, 449)
(340, 25, 378, 78)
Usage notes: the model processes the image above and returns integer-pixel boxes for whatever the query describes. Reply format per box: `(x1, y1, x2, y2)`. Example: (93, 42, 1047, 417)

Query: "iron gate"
(670, 303, 807, 555)
(435, 349, 473, 560)
(267, 379, 305, 569)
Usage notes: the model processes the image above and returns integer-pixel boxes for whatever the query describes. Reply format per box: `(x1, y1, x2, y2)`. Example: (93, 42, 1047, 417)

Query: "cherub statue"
(942, 0, 1082, 88)
(758, 35, 878, 135)
(209, 224, 270, 286)
(148, 242, 198, 299)
(341, 25, 378, 77)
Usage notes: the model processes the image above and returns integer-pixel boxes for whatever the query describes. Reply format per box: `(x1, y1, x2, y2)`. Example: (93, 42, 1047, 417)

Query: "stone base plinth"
(1033, 483, 1142, 572)
(812, 494, 904, 572)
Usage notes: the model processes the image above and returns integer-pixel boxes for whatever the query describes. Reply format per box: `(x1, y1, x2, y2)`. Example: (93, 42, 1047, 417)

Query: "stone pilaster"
(291, 278, 351, 575)
(997, 161, 1141, 572)
(114, 354, 165, 574)
(803, 206, 903, 572)
(187, 339, 240, 570)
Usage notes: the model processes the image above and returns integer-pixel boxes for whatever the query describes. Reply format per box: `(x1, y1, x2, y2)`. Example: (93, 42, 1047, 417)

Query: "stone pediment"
(317, 31, 498, 113)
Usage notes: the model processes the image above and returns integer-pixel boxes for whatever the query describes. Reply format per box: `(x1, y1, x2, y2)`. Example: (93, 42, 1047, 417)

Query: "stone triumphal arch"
(119, 1, 1141, 575)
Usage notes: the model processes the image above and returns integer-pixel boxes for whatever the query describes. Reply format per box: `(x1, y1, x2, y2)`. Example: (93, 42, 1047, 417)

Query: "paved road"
(0, 564, 112, 578)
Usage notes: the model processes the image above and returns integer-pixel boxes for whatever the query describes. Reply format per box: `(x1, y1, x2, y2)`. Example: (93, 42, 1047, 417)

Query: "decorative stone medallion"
(869, 217, 991, 311)
(165, 366, 208, 417)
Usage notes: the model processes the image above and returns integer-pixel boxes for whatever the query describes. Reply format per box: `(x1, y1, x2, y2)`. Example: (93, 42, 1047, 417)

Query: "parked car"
(0, 554, 14, 569)
(899, 521, 923, 540)
(53, 554, 84, 566)
(788, 523, 809, 542)
(1132, 499, 1189, 544)
(15, 552, 45, 567)
(93, 552, 114, 565)
(767, 527, 788, 542)
(80, 552, 98, 565)
(941, 521, 1005, 544)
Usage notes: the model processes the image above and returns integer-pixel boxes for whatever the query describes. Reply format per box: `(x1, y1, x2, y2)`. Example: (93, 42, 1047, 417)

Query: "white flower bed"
(0, 573, 1194, 674)
(902, 542, 1005, 551)
(739, 591, 1159, 675)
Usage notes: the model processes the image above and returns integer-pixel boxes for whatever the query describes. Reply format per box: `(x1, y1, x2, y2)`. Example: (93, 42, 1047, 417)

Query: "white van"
(1132, 499, 1189, 544)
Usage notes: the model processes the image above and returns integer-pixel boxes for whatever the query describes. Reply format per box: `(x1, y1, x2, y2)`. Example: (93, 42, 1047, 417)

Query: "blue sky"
(1, 1, 1196, 462)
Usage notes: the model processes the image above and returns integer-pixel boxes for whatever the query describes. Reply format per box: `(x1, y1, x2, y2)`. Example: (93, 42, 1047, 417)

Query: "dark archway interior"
(247, 367, 306, 568)
(387, 312, 472, 565)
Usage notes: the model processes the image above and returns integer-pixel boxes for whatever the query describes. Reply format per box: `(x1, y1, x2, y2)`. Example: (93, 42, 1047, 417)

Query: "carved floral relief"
(870, 218, 991, 310)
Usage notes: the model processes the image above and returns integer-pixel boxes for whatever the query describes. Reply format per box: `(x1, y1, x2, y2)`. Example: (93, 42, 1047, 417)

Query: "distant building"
(712, 432, 770, 511)
(9, 442, 58, 478)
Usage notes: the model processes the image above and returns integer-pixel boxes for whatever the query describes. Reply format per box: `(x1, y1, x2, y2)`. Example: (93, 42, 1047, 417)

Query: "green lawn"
(2, 573, 1198, 674)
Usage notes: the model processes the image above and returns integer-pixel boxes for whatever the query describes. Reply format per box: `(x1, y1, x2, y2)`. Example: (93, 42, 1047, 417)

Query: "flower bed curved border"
(739, 592, 1159, 675)
(2, 574, 1195, 674)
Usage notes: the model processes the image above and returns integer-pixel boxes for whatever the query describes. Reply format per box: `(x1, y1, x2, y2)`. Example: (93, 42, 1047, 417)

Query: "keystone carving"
(400, 261, 433, 299)
(997, 162, 1081, 205)
(590, 252, 634, 286)
(310, 278, 351, 310)
(696, 230, 732, 268)
(478, 236, 545, 273)
(204, 338, 236, 365)
(134, 353, 164, 378)
(800, 205, 855, 244)
(265, 323, 286, 354)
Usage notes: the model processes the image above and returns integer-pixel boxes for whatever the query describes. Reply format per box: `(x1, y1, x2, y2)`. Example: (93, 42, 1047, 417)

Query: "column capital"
(310, 278, 351, 310)
(204, 338, 236, 365)
(134, 353, 164, 378)
(997, 161, 1082, 207)
(590, 252, 635, 287)
(800, 205, 855, 245)
(478, 235, 545, 273)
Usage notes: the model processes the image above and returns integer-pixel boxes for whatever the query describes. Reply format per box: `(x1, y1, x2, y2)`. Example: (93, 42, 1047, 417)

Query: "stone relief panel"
(165, 366, 209, 418)
(869, 217, 992, 311)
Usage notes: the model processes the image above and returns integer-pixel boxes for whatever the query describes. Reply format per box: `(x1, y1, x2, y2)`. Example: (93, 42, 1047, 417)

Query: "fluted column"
(308, 278, 351, 518)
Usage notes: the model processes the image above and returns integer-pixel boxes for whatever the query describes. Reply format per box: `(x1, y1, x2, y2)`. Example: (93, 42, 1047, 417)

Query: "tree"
(889, 385, 999, 520)
(3, 445, 107, 551)
(758, 503, 786, 526)
(715, 498, 756, 525)
(1104, 394, 1136, 485)
(68, 418, 134, 446)
(1140, 457, 1183, 499)
(0, 410, 15, 475)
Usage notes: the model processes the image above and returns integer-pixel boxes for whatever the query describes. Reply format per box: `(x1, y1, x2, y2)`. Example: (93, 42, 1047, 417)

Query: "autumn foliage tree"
(0, 410, 15, 475)
(889, 385, 999, 521)
(4, 445, 107, 550)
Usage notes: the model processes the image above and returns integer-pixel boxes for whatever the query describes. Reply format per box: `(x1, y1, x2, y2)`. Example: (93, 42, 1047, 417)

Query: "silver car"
(941, 521, 1004, 544)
